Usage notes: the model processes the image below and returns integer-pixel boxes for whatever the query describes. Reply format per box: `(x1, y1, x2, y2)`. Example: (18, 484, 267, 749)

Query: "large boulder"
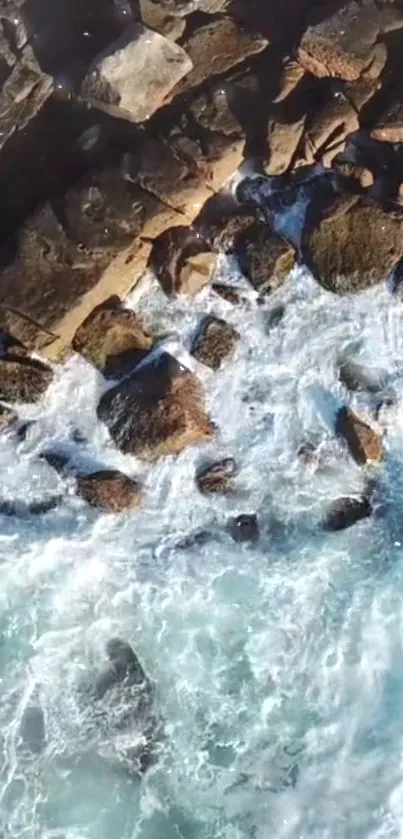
(305, 199, 403, 293)
(76, 470, 143, 513)
(80, 23, 193, 122)
(324, 495, 372, 531)
(191, 315, 239, 370)
(72, 296, 153, 378)
(97, 352, 213, 459)
(0, 356, 53, 403)
(335, 406, 383, 465)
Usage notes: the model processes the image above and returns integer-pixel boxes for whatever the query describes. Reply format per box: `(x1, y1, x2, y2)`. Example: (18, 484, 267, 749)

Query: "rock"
(19, 702, 46, 755)
(0, 496, 62, 516)
(338, 359, 388, 393)
(264, 304, 285, 329)
(227, 513, 259, 543)
(0, 37, 54, 154)
(265, 114, 306, 175)
(72, 296, 153, 378)
(234, 222, 295, 294)
(76, 470, 142, 513)
(95, 638, 148, 699)
(299, 0, 381, 81)
(149, 226, 215, 296)
(0, 403, 17, 430)
(335, 406, 383, 465)
(80, 23, 193, 123)
(212, 284, 247, 305)
(196, 457, 236, 493)
(97, 352, 213, 459)
(370, 98, 403, 143)
(139, 0, 186, 39)
(172, 18, 267, 97)
(332, 161, 375, 191)
(305, 199, 403, 293)
(0, 356, 53, 403)
(324, 495, 372, 531)
(194, 193, 256, 252)
(191, 315, 239, 370)
(298, 88, 360, 168)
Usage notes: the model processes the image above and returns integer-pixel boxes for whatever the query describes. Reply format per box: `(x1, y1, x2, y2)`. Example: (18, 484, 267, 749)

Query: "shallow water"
(2, 259, 403, 838)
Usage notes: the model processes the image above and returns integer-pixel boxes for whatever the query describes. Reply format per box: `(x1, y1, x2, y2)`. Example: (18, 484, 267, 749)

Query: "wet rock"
(0, 403, 17, 431)
(41, 450, 70, 474)
(172, 18, 267, 97)
(212, 284, 247, 305)
(19, 702, 46, 755)
(338, 359, 388, 393)
(194, 193, 256, 253)
(298, 88, 360, 169)
(95, 638, 148, 699)
(335, 406, 383, 465)
(264, 304, 285, 329)
(265, 114, 306, 175)
(175, 528, 214, 550)
(72, 296, 153, 378)
(149, 226, 216, 296)
(0, 496, 61, 516)
(234, 222, 295, 294)
(324, 495, 372, 531)
(305, 198, 403, 293)
(0, 356, 53, 403)
(76, 470, 142, 513)
(97, 352, 213, 459)
(81, 23, 192, 122)
(332, 161, 375, 191)
(0, 35, 53, 154)
(227, 513, 259, 543)
(370, 98, 403, 143)
(191, 315, 239, 370)
(299, 0, 381, 81)
(196, 457, 236, 493)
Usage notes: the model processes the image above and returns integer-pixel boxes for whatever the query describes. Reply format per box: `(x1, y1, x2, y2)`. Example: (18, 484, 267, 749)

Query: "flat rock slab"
(305, 199, 403, 293)
(0, 356, 53, 403)
(191, 315, 239, 370)
(335, 406, 383, 466)
(76, 470, 142, 512)
(73, 295, 153, 378)
(97, 352, 213, 460)
(81, 23, 193, 123)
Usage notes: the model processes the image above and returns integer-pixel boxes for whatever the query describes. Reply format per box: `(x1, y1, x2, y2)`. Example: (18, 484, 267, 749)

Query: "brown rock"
(298, 89, 359, 168)
(227, 513, 259, 543)
(80, 23, 193, 122)
(149, 226, 216, 296)
(370, 99, 403, 143)
(72, 296, 153, 378)
(212, 284, 247, 305)
(0, 38, 54, 154)
(266, 115, 306, 175)
(324, 495, 372, 531)
(305, 199, 403, 293)
(139, 0, 186, 39)
(0, 403, 17, 431)
(332, 161, 374, 190)
(0, 356, 53, 403)
(76, 470, 142, 512)
(191, 315, 239, 370)
(196, 457, 236, 493)
(234, 222, 296, 294)
(173, 18, 268, 97)
(97, 352, 213, 459)
(335, 406, 383, 465)
(194, 193, 256, 252)
(299, 0, 381, 81)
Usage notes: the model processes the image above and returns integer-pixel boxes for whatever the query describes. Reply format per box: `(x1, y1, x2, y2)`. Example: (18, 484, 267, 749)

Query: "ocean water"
(2, 259, 403, 839)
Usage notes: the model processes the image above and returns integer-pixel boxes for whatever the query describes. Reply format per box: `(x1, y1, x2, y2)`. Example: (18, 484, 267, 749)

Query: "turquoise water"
(1, 261, 403, 838)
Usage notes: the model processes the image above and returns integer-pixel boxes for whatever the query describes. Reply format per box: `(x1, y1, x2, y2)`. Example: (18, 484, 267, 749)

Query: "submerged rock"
(227, 514, 259, 543)
(97, 352, 213, 459)
(72, 296, 153, 378)
(191, 315, 239, 370)
(76, 470, 142, 513)
(335, 406, 383, 466)
(149, 226, 215, 297)
(196, 457, 236, 494)
(19, 701, 46, 755)
(0, 356, 53, 403)
(324, 495, 372, 531)
(338, 359, 388, 394)
(95, 638, 148, 699)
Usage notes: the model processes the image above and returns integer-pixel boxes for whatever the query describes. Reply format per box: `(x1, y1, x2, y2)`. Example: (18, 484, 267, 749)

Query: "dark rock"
(149, 226, 216, 297)
(324, 495, 372, 531)
(0, 496, 61, 516)
(227, 513, 259, 543)
(0, 356, 53, 403)
(76, 470, 142, 512)
(191, 315, 239, 370)
(212, 284, 247, 305)
(41, 451, 70, 473)
(338, 359, 388, 393)
(305, 198, 403, 293)
(264, 304, 285, 329)
(194, 192, 256, 253)
(370, 98, 403, 143)
(72, 296, 153, 378)
(175, 528, 214, 550)
(95, 638, 148, 699)
(97, 352, 213, 459)
(335, 406, 383, 465)
(127, 137, 208, 215)
(234, 222, 295, 294)
(196, 457, 236, 494)
(19, 702, 46, 755)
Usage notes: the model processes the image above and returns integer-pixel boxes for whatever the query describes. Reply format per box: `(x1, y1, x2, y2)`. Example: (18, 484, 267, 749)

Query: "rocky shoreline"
(0, 0, 403, 524)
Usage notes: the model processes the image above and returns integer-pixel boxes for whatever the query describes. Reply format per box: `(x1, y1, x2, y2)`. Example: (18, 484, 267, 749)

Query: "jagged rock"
(234, 222, 295, 294)
(298, 88, 360, 168)
(227, 513, 259, 542)
(0, 36, 54, 154)
(0, 403, 17, 430)
(335, 406, 383, 465)
(212, 284, 247, 305)
(80, 23, 193, 123)
(76, 470, 142, 512)
(139, 0, 186, 39)
(305, 198, 403, 293)
(370, 98, 403, 142)
(324, 495, 372, 531)
(150, 226, 215, 296)
(97, 352, 213, 459)
(265, 114, 306, 175)
(196, 457, 236, 493)
(172, 18, 267, 97)
(338, 359, 388, 393)
(191, 315, 239, 370)
(0, 356, 53, 403)
(72, 296, 153, 378)
(194, 193, 256, 252)
(299, 0, 381, 81)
